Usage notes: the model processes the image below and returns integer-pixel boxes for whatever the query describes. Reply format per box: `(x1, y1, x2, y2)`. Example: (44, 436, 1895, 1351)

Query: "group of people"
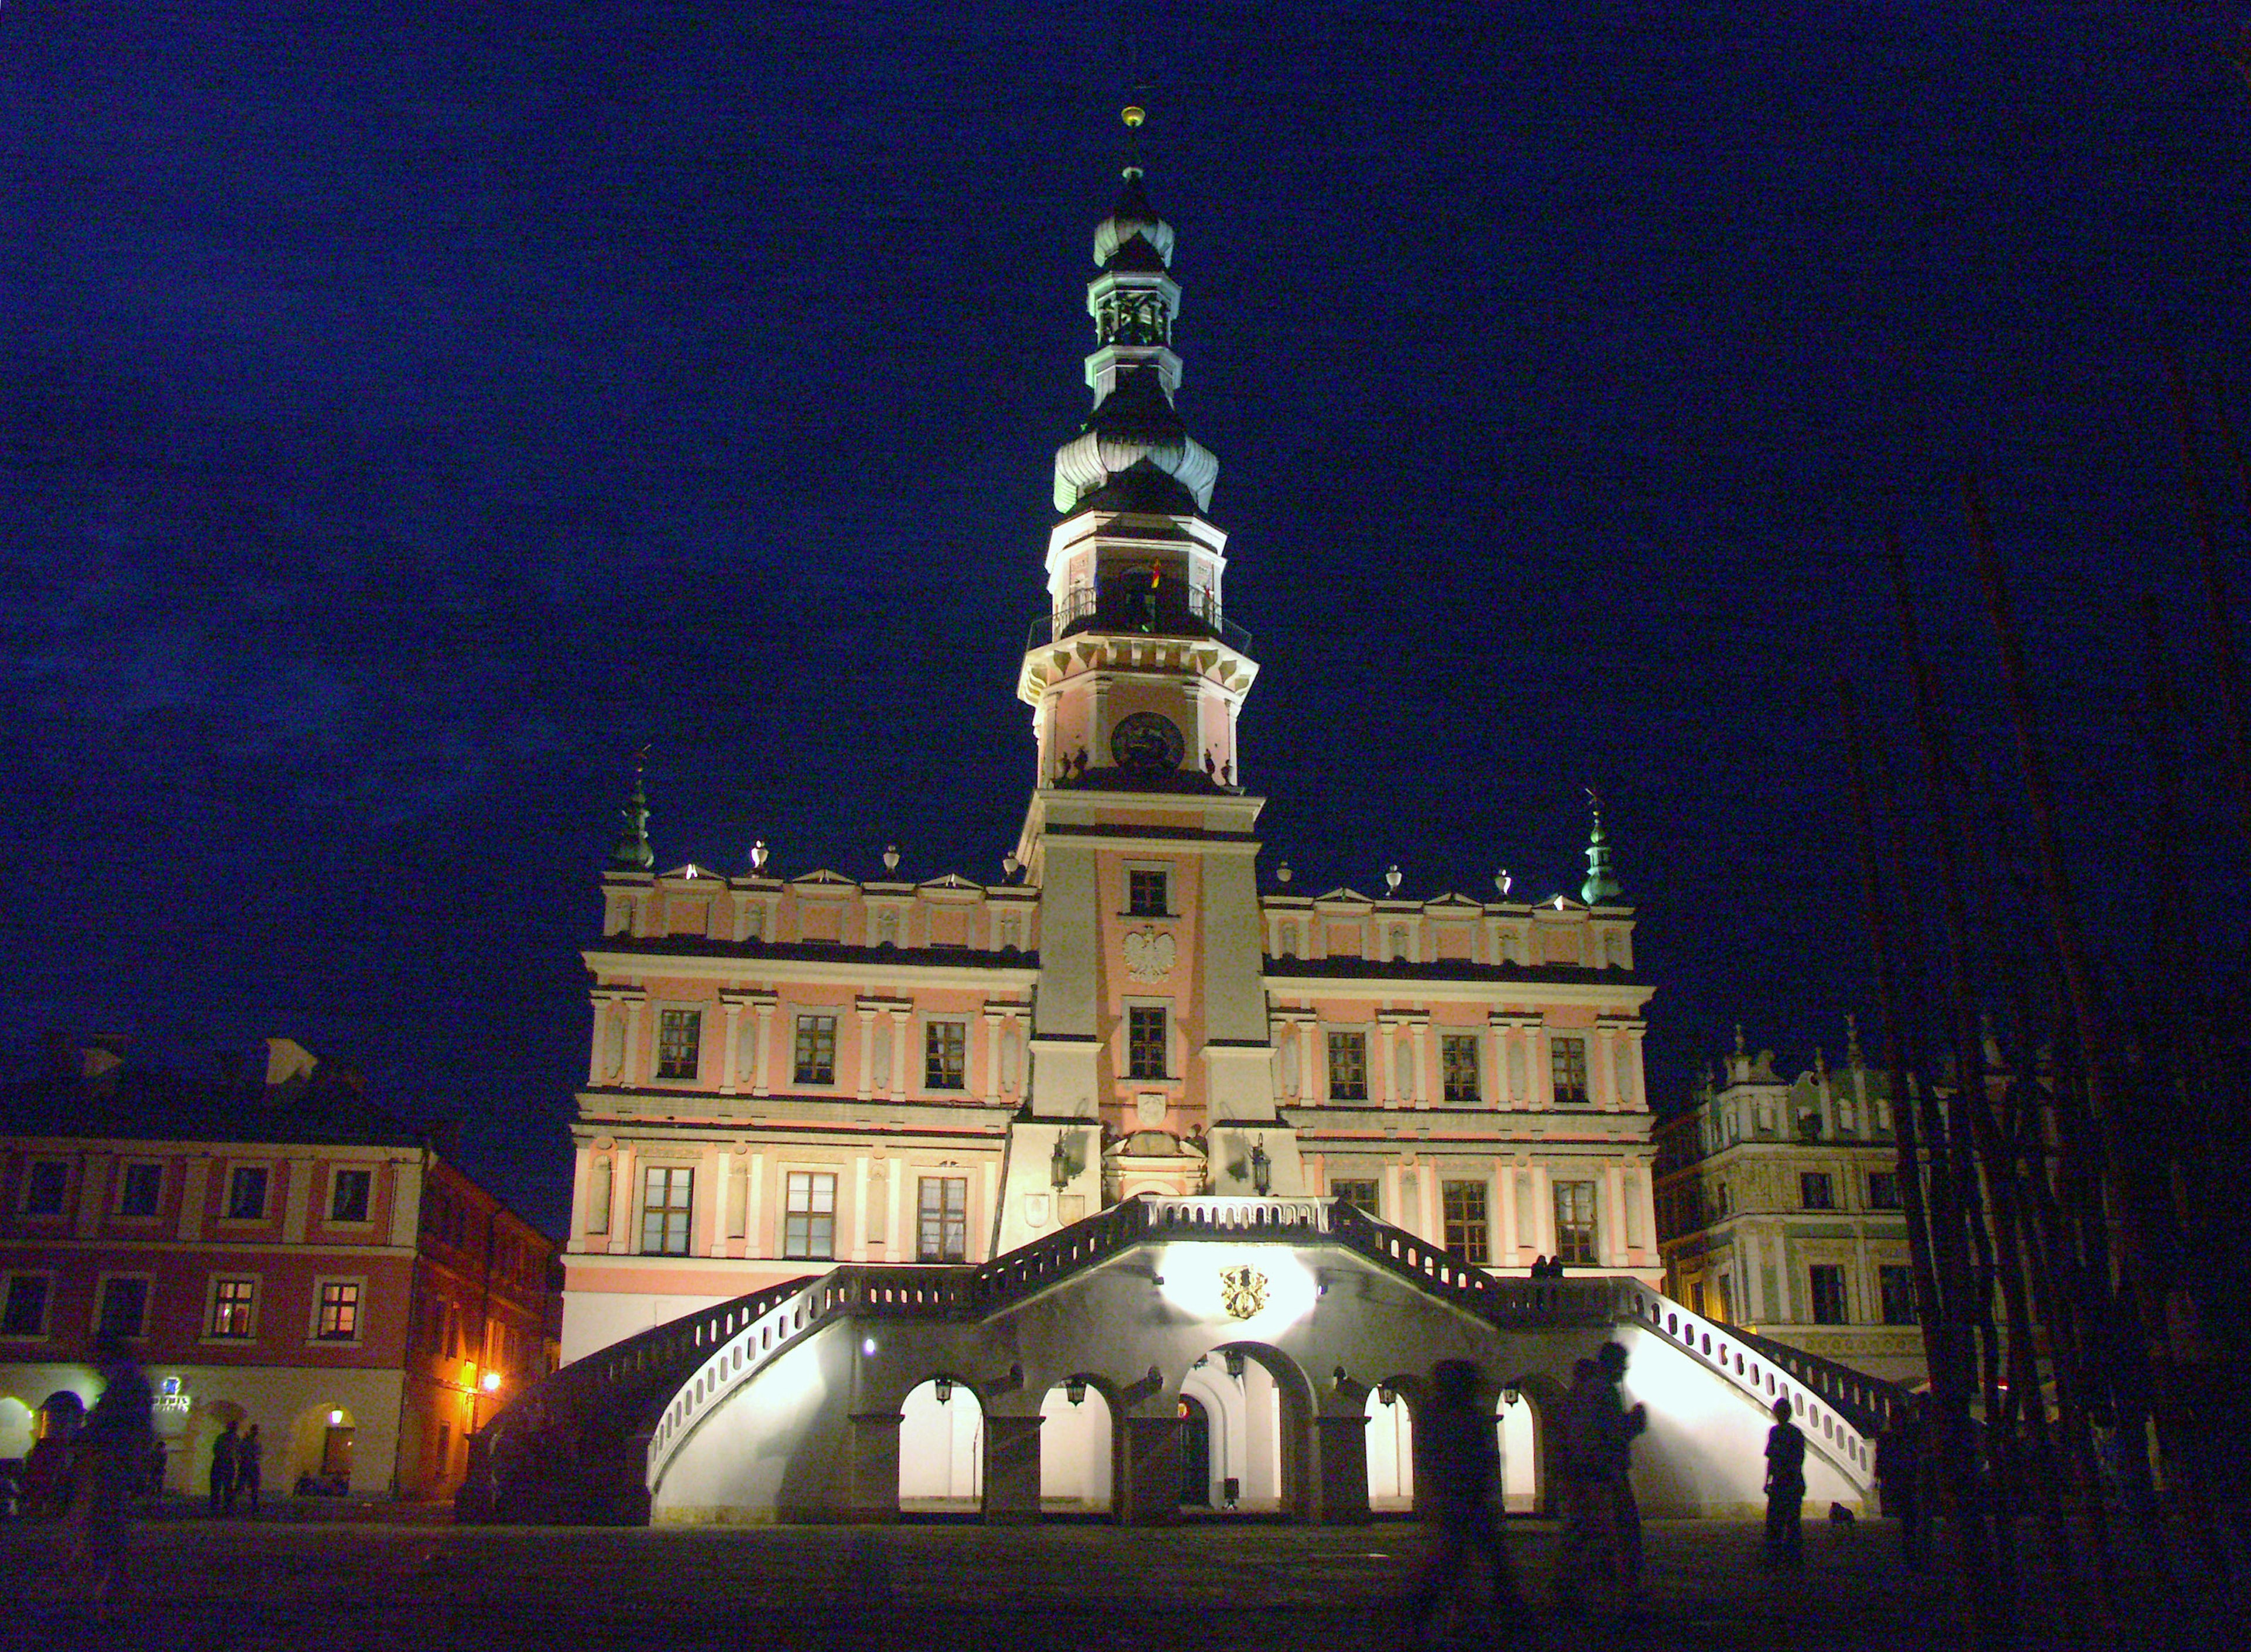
(207, 1417, 264, 1515)
(1524, 1256, 1569, 1279)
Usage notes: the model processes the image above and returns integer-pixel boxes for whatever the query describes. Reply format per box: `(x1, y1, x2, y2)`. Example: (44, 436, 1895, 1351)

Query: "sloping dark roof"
(0, 1061, 428, 1150)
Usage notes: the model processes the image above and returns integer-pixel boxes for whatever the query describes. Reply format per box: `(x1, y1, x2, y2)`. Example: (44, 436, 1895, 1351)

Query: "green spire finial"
(609, 746, 654, 871)
(1579, 786, 1624, 905)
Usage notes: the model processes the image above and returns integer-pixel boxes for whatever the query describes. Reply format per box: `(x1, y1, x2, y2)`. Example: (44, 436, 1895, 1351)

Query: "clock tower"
(997, 151, 1296, 1249)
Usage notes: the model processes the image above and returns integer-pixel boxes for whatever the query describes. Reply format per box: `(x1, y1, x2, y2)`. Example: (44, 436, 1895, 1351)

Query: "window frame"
(1124, 865, 1172, 918)
(782, 1170, 837, 1260)
(1329, 1177, 1379, 1216)
(310, 1276, 366, 1345)
(1325, 1029, 1369, 1102)
(205, 1274, 259, 1342)
(1808, 1263, 1849, 1325)
(1800, 1171, 1837, 1211)
(792, 1013, 839, 1087)
(20, 1158, 70, 1217)
(91, 1272, 153, 1341)
(114, 1160, 165, 1220)
(916, 1175, 970, 1263)
(655, 1007, 704, 1081)
(1125, 1004, 1169, 1082)
(1440, 1178, 1490, 1265)
(1549, 1033, 1590, 1104)
(329, 1165, 375, 1225)
(222, 1162, 273, 1223)
(1552, 1178, 1600, 1267)
(923, 1019, 968, 1092)
(1440, 1033, 1481, 1103)
(1, 1271, 55, 1339)
(1865, 1170, 1902, 1211)
(639, 1165, 695, 1256)
(1878, 1263, 1916, 1326)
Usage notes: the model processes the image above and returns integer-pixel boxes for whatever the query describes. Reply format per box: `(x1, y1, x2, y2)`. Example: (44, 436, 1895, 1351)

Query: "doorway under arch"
(898, 1376, 983, 1513)
(1038, 1378, 1114, 1517)
(1495, 1378, 1552, 1514)
(1364, 1378, 1416, 1512)
(1180, 1341, 1315, 1518)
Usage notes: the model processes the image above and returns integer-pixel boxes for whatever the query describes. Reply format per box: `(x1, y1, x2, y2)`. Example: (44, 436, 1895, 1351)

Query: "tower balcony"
(1024, 575, 1253, 655)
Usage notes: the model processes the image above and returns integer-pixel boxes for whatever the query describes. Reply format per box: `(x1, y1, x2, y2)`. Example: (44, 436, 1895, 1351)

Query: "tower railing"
(1024, 576, 1252, 654)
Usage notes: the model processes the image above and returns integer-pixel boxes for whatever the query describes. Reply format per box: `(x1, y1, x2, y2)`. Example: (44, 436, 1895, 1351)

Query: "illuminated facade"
(560, 164, 1661, 1364)
(485, 162, 1903, 1529)
(0, 1038, 559, 1500)
(1652, 1026, 1924, 1385)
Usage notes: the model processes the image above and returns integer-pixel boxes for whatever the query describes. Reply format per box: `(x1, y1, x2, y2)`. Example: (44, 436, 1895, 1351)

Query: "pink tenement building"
(482, 156, 1901, 1527)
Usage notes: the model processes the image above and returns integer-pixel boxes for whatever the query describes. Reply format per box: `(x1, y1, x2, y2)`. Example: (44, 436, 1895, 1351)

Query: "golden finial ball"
(1121, 105, 1145, 129)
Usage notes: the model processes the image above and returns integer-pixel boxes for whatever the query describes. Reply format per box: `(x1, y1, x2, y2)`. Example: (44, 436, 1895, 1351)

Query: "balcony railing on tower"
(1025, 573, 1253, 654)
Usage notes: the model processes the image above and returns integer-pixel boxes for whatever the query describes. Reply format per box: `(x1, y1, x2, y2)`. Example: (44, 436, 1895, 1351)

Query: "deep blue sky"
(5, 4, 2247, 1232)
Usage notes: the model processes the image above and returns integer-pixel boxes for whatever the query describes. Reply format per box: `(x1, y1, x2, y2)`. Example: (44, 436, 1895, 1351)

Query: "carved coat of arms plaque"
(1219, 1264, 1269, 1320)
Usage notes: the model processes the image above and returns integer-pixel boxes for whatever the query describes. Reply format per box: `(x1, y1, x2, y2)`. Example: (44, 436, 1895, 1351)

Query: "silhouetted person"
(209, 1419, 240, 1515)
(67, 1333, 152, 1617)
(1555, 1353, 1633, 1609)
(1874, 1401, 1927, 1571)
(1593, 1342, 1648, 1596)
(1763, 1398, 1807, 1571)
(1407, 1359, 1527, 1644)
(238, 1424, 263, 1515)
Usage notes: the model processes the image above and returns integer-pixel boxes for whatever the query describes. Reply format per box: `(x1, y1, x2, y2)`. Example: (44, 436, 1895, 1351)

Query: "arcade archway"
(1179, 1341, 1315, 1518)
(1038, 1377, 1114, 1515)
(898, 1376, 983, 1512)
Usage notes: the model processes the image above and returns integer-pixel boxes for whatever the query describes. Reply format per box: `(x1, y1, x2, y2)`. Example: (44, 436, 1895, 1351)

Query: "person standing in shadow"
(1407, 1358, 1530, 1644)
(65, 1333, 152, 1619)
(1763, 1398, 1807, 1571)
(209, 1419, 240, 1515)
(238, 1425, 263, 1517)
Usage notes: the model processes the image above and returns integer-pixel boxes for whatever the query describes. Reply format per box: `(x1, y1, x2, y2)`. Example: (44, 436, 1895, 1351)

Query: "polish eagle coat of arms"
(1218, 1264, 1270, 1320)
(1123, 929, 1176, 982)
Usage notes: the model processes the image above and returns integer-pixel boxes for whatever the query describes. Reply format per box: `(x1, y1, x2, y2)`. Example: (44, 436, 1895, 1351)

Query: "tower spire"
(1580, 787, 1625, 904)
(609, 749, 654, 871)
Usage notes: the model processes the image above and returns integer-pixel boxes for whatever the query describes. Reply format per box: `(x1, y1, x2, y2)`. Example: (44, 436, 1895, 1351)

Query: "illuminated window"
(1127, 869, 1169, 916)
(1441, 1034, 1481, 1102)
(96, 1277, 149, 1339)
(1330, 1178, 1379, 1215)
(1127, 1007, 1167, 1080)
(640, 1167, 693, 1256)
(1808, 1265, 1848, 1325)
(793, 1015, 838, 1085)
(657, 1009, 702, 1079)
(316, 1281, 362, 1341)
(1441, 1180, 1490, 1264)
(209, 1277, 256, 1339)
(1550, 1035, 1589, 1104)
(917, 1177, 968, 1262)
(1553, 1179, 1599, 1266)
(117, 1162, 162, 1218)
(226, 1166, 269, 1221)
(783, 1172, 836, 1260)
(1800, 1172, 1835, 1211)
(22, 1160, 68, 1216)
(1, 1275, 49, 1337)
(1879, 1265, 1916, 1325)
(1327, 1031, 1368, 1100)
(330, 1168, 372, 1223)
(924, 1021, 967, 1090)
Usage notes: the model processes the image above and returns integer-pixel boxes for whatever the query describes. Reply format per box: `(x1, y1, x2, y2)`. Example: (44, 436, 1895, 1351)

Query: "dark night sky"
(5, 4, 2247, 1234)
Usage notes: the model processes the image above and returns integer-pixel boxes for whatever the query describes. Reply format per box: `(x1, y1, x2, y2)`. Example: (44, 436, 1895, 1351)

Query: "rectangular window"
(1327, 1031, 1368, 1101)
(1550, 1035, 1589, 1104)
(1879, 1265, 1916, 1325)
(1553, 1179, 1599, 1266)
(793, 1015, 838, 1085)
(317, 1280, 362, 1341)
(22, 1160, 69, 1215)
(1808, 1265, 1849, 1325)
(924, 1021, 967, 1090)
(917, 1176, 969, 1263)
(1, 1275, 50, 1337)
(1126, 868, 1170, 916)
(226, 1165, 269, 1221)
(1866, 1171, 1902, 1210)
(1441, 1179, 1490, 1264)
(1127, 1006, 1168, 1080)
(97, 1277, 149, 1339)
(640, 1166, 694, 1256)
(331, 1168, 372, 1223)
(657, 1009, 702, 1079)
(117, 1162, 163, 1218)
(1800, 1172, 1836, 1211)
(1689, 1279, 1708, 1318)
(1330, 1178, 1379, 1216)
(209, 1277, 256, 1339)
(783, 1171, 837, 1260)
(1441, 1034, 1481, 1103)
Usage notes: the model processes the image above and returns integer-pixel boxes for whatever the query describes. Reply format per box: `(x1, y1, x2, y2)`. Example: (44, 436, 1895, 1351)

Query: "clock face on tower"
(1110, 712, 1186, 773)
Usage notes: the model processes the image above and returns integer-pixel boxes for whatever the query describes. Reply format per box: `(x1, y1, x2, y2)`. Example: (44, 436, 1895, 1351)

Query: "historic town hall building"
(474, 152, 1893, 1527)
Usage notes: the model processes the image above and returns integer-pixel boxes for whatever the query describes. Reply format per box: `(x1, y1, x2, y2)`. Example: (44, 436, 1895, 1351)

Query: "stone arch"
(1182, 1340, 1317, 1520)
(1499, 1372, 1563, 1515)
(1037, 1374, 1116, 1517)
(1363, 1374, 1423, 1512)
(898, 1375, 984, 1512)
(288, 1401, 358, 1494)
